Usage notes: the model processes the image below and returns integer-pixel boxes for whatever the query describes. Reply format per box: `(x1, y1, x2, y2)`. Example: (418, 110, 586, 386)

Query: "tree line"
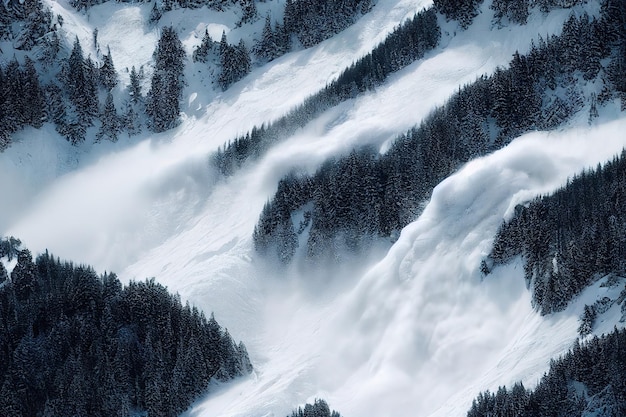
(0, 238, 252, 417)
(467, 327, 626, 416)
(214, 7, 441, 176)
(288, 399, 343, 417)
(487, 149, 626, 314)
(1, 0, 381, 149)
(253, 0, 626, 264)
(0, 18, 187, 146)
(434, 0, 589, 28)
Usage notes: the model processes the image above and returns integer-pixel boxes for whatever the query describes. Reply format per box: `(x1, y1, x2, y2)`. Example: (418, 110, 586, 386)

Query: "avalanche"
(0, 0, 624, 416)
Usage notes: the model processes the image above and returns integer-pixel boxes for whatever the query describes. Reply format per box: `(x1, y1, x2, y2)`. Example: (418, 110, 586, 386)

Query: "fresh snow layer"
(0, 1, 622, 416)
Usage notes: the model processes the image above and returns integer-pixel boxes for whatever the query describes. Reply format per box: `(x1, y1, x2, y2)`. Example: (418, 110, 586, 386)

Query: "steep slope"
(1, 1, 624, 417)
(159, 116, 625, 417)
(4, 0, 579, 275)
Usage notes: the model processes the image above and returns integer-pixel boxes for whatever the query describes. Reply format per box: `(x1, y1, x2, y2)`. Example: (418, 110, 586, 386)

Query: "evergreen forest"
(0, 238, 252, 417)
(252, 0, 626, 264)
(467, 327, 626, 417)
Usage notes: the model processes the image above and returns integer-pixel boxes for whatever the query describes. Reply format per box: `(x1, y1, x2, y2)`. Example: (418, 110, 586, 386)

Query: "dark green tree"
(146, 26, 186, 132)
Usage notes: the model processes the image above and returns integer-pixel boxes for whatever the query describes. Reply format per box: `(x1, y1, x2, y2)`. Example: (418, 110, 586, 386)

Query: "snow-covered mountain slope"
(2, 0, 582, 273)
(1, 0, 624, 416)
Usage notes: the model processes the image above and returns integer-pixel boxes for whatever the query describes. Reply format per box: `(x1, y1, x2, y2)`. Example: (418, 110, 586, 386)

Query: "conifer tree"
(0, 262, 7, 284)
(149, 2, 162, 24)
(146, 26, 186, 132)
(129, 65, 142, 103)
(99, 47, 117, 91)
(238, 0, 257, 25)
(22, 57, 45, 128)
(254, 15, 279, 62)
(193, 30, 215, 63)
(123, 102, 141, 136)
(61, 37, 98, 140)
(97, 92, 120, 142)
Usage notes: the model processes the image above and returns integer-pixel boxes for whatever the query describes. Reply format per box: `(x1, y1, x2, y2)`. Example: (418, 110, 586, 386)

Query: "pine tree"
(97, 92, 120, 142)
(238, 0, 257, 25)
(129, 65, 142, 103)
(22, 57, 45, 128)
(254, 15, 279, 62)
(192, 30, 214, 63)
(123, 101, 141, 136)
(11, 249, 38, 301)
(235, 39, 251, 77)
(99, 47, 117, 91)
(149, 2, 162, 24)
(0, 262, 7, 285)
(61, 37, 98, 139)
(146, 26, 186, 132)
(39, 30, 61, 68)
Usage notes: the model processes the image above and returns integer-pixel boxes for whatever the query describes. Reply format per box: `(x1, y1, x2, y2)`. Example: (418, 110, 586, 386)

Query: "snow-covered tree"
(238, 0, 257, 25)
(99, 47, 117, 91)
(96, 92, 120, 142)
(254, 15, 281, 62)
(218, 32, 251, 90)
(60, 37, 98, 138)
(146, 26, 186, 132)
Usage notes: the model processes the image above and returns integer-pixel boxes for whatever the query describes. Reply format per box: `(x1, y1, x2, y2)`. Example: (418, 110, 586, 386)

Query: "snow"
(0, 0, 624, 416)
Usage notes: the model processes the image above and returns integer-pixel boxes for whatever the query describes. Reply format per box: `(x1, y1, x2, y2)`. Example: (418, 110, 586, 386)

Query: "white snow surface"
(0, 1, 624, 416)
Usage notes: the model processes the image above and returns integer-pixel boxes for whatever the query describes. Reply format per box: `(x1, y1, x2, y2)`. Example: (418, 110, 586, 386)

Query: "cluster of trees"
(0, 0, 61, 150)
(253, 0, 626, 264)
(433, 0, 484, 29)
(0, 15, 189, 147)
(491, 0, 530, 25)
(288, 399, 343, 417)
(193, 0, 377, 89)
(0, 0, 58, 51)
(0, 238, 252, 417)
(218, 33, 251, 90)
(215, 7, 440, 176)
(70, 0, 249, 13)
(491, 0, 589, 26)
(467, 327, 626, 416)
(52, 38, 109, 142)
(192, 30, 251, 90)
(0, 57, 46, 150)
(488, 150, 626, 314)
(434, 0, 589, 28)
(253, 0, 373, 63)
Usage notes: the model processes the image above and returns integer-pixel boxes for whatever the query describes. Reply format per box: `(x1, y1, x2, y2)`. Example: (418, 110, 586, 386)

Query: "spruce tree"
(129, 65, 142, 103)
(238, 0, 257, 25)
(149, 2, 162, 24)
(192, 30, 214, 63)
(254, 15, 279, 62)
(146, 26, 186, 132)
(97, 92, 120, 142)
(123, 102, 141, 136)
(99, 47, 117, 91)
(23, 57, 45, 128)
(0, 262, 7, 285)
(61, 37, 98, 141)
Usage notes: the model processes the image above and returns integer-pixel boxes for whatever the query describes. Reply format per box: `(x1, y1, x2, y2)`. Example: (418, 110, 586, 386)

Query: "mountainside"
(1, 0, 626, 416)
